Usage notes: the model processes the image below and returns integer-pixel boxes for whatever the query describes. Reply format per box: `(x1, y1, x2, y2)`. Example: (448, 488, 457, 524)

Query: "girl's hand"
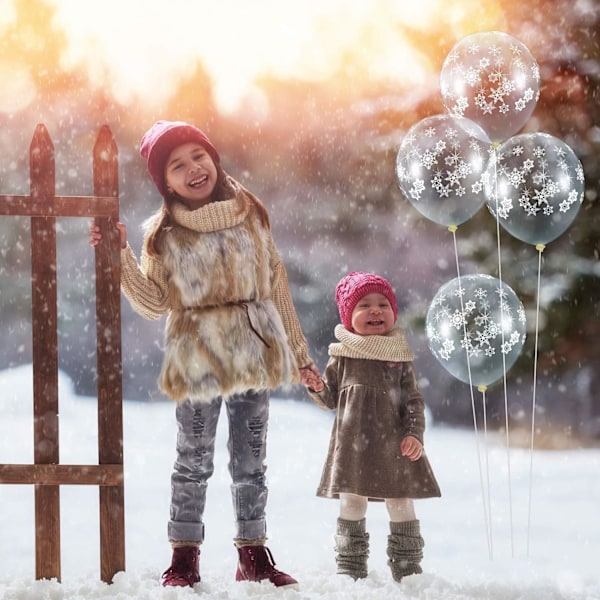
(89, 220, 127, 249)
(299, 364, 324, 392)
(400, 436, 423, 462)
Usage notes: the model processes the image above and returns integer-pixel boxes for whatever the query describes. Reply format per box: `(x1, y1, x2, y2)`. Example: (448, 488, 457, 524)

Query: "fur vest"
(157, 198, 299, 403)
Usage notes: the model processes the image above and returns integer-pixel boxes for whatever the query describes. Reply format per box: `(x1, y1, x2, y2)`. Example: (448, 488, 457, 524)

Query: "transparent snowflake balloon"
(426, 274, 526, 388)
(485, 132, 585, 246)
(440, 31, 540, 143)
(395, 114, 493, 227)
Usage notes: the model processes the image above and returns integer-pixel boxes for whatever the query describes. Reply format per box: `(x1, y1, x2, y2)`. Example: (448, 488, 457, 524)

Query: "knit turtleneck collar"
(328, 324, 414, 362)
(171, 195, 250, 233)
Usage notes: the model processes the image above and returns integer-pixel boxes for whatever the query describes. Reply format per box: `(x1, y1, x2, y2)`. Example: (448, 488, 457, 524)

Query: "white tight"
(339, 493, 416, 522)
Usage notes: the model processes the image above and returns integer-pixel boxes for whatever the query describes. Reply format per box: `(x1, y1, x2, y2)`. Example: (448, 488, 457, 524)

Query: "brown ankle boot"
(161, 545, 201, 587)
(235, 545, 298, 587)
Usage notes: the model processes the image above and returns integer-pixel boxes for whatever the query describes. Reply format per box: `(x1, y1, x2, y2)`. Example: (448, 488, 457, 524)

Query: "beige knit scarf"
(328, 324, 414, 362)
(171, 196, 250, 233)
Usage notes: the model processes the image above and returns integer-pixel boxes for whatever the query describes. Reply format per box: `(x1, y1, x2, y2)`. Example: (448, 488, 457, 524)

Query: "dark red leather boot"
(161, 545, 201, 587)
(236, 545, 298, 587)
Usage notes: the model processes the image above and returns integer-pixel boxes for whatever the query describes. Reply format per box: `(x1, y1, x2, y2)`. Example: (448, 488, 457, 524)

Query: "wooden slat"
(30, 123, 61, 582)
(93, 125, 125, 583)
(0, 464, 123, 486)
(35, 487, 60, 581)
(0, 195, 119, 217)
(100, 487, 125, 583)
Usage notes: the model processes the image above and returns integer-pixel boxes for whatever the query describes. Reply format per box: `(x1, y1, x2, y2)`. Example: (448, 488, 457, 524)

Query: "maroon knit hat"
(335, 272, 398, 331)
(139, 120, 220, 198)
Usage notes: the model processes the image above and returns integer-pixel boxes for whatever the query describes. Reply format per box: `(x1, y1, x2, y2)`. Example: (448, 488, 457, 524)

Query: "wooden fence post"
(30, 124, 61, 581)
(93, 125, 126, 582)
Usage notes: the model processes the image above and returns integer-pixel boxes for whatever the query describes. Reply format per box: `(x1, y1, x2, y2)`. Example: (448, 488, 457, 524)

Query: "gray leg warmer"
(334, 518, 369, 580)
(387, 519, 424, 582)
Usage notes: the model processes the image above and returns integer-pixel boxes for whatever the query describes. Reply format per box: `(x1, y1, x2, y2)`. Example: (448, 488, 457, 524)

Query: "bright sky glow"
(0, 0, 506, 113)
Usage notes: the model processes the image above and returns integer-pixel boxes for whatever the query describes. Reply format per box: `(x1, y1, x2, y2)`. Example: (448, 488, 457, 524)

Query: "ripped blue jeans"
(168, 389, 269, 544)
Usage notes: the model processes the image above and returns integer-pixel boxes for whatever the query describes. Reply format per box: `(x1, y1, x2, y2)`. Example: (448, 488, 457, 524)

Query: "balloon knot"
(477, 385, 487, 393)
(448, 225, 458, 233)
(535, 243, 546, 253)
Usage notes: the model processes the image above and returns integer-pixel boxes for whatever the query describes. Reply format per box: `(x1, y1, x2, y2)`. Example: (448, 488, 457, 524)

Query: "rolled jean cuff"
(168, 521, 205, 544)
(236, 517, 267, 542)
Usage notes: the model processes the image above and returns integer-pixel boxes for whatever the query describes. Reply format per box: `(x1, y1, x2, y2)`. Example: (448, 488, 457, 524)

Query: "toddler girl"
(308, 271, 440, 582)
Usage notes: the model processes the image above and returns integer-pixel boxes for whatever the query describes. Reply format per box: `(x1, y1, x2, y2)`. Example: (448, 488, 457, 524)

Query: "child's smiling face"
(350, 292, 395, 336)
(164, 142, 218, 207)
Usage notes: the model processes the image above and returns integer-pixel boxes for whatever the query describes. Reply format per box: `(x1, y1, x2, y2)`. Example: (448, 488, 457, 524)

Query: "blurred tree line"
(0, 0, 598, 443)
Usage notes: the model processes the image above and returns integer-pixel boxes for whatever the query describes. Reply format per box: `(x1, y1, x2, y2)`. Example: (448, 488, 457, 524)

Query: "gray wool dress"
(309, 355, 441, 501)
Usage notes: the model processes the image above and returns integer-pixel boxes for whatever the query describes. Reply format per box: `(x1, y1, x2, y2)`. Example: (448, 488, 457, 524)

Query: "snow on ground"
(0, 365, 599, 599)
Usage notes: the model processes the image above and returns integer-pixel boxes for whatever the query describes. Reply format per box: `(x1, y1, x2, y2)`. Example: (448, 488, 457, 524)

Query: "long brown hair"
(144, 166, 270, 257)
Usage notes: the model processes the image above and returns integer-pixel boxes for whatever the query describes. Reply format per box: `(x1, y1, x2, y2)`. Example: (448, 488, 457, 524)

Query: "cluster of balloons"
(395, 31, 585, 389)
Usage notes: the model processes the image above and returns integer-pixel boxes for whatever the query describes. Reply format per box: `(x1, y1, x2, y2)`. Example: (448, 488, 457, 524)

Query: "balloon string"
(492, 150, 514, 558)
(527, 243, 544, 556)
(479, 385, 494, 559)
(450, 225, 493, 559)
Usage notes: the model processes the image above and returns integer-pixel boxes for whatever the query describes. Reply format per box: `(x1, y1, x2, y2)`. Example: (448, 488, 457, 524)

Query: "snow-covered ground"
(0, 364, 599, 599)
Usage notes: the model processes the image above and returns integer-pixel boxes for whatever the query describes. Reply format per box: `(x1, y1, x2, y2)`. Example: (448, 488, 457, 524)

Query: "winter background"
(0, 365, 599, 600)
(1, 0, 599, 598)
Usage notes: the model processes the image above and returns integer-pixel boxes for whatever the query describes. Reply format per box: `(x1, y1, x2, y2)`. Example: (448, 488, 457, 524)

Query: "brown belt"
(176, 300, 271, 348)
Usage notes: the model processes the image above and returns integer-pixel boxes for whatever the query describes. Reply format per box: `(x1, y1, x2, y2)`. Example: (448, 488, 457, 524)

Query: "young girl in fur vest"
(90, 120, 321, 589)
(307, 272, 440, 582)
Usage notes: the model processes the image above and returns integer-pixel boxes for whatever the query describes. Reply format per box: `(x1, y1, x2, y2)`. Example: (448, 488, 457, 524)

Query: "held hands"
(299, 364, 324, 392)
(400, 436, 423, 462)
(89, 219, 128, 250)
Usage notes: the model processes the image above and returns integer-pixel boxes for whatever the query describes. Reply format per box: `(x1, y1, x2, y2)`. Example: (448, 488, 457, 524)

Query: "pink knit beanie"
(335, 272, 398, 331)
(139, 120, 220, 198)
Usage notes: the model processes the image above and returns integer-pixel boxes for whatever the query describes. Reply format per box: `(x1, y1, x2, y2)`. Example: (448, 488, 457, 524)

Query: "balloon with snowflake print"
(440, 31, 540, 143)
(426, 274, 526, 388)
(484, 132, 585, 246)
(395, 114, 493, 227)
